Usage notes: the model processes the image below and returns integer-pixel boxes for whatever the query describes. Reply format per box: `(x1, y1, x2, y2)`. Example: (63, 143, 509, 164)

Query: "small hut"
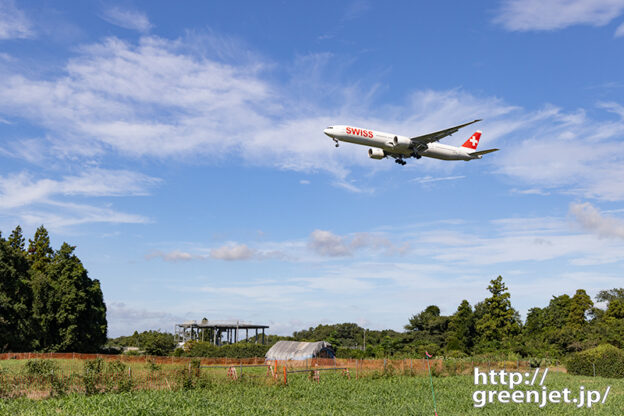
(265, 341, 335, 361)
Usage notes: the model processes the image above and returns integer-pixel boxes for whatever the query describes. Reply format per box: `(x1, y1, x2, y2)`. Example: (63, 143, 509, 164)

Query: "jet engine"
(368, 148, 386, 159)
(392, 136, 412, 152)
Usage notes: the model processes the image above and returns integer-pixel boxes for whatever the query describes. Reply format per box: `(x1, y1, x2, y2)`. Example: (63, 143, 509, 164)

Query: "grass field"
(0, 371, 621, 415)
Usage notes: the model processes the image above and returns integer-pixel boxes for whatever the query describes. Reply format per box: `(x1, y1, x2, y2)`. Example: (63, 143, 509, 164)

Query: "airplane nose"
(323, 128, 333, 137)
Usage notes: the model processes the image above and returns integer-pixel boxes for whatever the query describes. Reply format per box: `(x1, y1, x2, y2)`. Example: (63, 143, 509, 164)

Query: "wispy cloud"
(146, 250, 196, 262)
(0, 0, 34, 39)
(493, 103, 624, 201)
(616, 21, 624, 36)
(412, 175, 465, 184)
(0, 169, 157, 229)
(344, 0, 372, 21)
(209, 243, 256, 261)
(0, 169, 159, 209)
(308, 230, 352, 257)
(570, 201, 624, 239)
(510, 188, 551, 196)
(1, 33, 624, 203)
(101, 7, 152, 33)
(494, 0, 624, 32)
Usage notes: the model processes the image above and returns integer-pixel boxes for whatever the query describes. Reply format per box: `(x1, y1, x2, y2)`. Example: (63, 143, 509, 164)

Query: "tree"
(475, 276, 520, 352)
(1, 225, 108, 352)
(0, 233, 33, 351)
(446, 300, 475, 353)
(28, 225, 54, 272)
(8, 226, 25, 252)
(140, 331, 175, 356)
(405, 305, 449, 335)
(47, 243, 107, 352)
(568, 289, 593, 329)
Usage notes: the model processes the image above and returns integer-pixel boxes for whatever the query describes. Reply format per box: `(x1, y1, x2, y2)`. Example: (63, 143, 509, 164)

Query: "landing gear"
(333, 139, 339, 147)
(395, 159, 406, 166)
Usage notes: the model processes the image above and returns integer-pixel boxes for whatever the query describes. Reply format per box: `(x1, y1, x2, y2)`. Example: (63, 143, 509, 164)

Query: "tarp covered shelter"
(265, 341, 335, 361)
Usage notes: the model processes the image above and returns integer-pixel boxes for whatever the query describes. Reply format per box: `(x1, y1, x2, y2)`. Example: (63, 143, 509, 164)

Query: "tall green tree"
(475, 276, 520, 352)
(0, 225, 108, 352)
(446, 300, 475, 353)
(568, 289, 593, 329)
(28, 225, 54, 272)
(0, 231, 33, 351)
(8, 225, 25, 252)
(405, 305, 449, 335)
(47, 243, 107, 352)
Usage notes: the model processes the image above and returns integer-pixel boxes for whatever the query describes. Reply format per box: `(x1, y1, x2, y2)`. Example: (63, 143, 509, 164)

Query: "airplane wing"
(409, 119, 482, 146)
(469, 148, 499, 156)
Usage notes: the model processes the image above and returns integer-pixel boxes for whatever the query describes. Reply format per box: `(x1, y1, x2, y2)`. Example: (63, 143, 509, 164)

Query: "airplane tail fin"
(461, 131, 481, 150)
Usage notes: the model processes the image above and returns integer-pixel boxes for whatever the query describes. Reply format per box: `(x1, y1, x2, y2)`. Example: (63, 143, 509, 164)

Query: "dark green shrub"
(50, 374, 68, 397)
(445, 350, 468, 359)
(83, 358, 104, 395)
(335, 347, 365, 359)
(567, 344, 624, 378)
(146, 359, 162, 372)
(104, 360, 133, 393)
(24, 359, 59, 376)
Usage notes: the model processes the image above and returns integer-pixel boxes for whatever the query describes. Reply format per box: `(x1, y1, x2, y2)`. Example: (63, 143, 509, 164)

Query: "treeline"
(295, 276, 624, 359)
(0, 226, 107, 353)
(110, 276, 624, 359)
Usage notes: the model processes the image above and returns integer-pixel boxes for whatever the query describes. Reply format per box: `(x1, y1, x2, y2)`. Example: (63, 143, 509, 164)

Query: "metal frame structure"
(175, 319, 269, 345)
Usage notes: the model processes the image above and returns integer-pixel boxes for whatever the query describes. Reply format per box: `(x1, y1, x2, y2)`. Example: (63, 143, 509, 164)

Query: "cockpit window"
(326, 126, 333, 129)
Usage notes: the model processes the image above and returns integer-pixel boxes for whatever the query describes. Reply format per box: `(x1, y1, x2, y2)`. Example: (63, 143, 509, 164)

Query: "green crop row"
(0, 372, 621, 415)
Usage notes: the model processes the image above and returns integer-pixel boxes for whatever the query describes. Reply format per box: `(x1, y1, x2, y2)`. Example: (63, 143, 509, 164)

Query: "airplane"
(323, 119, 498, 165)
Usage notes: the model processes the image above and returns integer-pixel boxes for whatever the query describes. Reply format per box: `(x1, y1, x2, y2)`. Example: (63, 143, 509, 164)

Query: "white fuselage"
(325, 125, 476, 161)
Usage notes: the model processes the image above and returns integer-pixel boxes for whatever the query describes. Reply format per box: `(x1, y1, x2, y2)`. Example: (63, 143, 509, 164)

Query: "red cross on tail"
(461, 131, 481, 150)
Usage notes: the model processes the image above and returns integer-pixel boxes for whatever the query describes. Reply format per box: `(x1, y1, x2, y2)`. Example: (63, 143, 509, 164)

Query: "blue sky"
(1, 0, 624, 337)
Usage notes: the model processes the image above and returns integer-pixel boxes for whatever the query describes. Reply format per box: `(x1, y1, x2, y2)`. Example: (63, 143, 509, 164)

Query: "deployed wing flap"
(410, 119, 482, 145)
(469, 148, 499, 156)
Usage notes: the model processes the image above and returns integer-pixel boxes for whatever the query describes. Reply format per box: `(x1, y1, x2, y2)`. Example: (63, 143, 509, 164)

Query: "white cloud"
(510, 188, 551, 196)
(415, 215, 624, 266)
(1, 34, 624, 203)
(0, 0, 34, 39)
(494, 0, 624, 31)
(0, 169, 156, 229)
(308, 229, 409, 258)
(0, 169, 159, 209)
(412, 175, 465, 184)
(570, 201, 624, 239)
(101, 7, 152, 33)
(146, 250, 196, 262)
(209, 243, 256, 261)
(17, 202, 149, 230)
(308, 229, 352, 257)
(493, 104, 624, 201)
